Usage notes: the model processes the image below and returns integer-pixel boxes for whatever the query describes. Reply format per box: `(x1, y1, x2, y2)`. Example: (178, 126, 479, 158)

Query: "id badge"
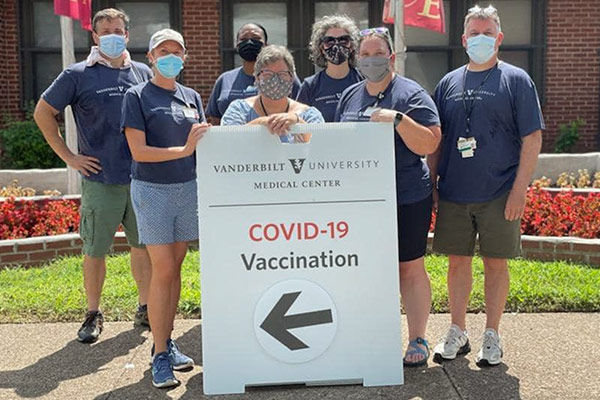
(457, 136, 477, 158)
(183, 106, 198, 120)
(363, 106, 380, 117)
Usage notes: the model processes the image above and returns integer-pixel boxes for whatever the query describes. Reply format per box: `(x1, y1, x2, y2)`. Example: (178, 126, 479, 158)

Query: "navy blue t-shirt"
(121, 81, 205, 184)
(296, 68, 363, 122)
(206, 66, 301, 119)
(42, 61, 152, 185)
(335, 75, 440, 205)
(433, 62, 545, 203)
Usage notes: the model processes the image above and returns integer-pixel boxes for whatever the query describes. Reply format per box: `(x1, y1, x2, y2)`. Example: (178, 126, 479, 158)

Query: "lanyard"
(360, 91, 385, 116)
(259, 96, 289, 116)
(462, 64, 497, 134)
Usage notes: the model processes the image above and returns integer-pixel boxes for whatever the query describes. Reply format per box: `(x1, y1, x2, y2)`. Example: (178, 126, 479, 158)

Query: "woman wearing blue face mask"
(334, 27, 442, 368)
(121, 28, 210, 389)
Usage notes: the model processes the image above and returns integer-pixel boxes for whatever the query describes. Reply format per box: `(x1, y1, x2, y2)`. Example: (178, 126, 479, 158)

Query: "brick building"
(0, 0, 598, 152)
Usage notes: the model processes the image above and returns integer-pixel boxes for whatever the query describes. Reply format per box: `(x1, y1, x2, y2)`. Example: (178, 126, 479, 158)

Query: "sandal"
(403, 337, 430, 367)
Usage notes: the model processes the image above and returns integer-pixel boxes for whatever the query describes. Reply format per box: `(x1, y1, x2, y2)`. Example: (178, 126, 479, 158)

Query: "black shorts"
(397, 194, 433, 262)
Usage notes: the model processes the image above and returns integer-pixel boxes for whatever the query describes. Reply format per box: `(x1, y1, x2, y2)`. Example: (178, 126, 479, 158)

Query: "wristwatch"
(393, 112, 404, 128)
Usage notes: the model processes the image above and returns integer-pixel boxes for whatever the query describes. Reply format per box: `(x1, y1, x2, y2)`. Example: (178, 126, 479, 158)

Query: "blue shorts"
(130, 179, 199, 245)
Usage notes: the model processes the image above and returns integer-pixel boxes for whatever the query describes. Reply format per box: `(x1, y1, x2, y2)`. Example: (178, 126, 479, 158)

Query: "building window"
(403, 0, 546, 95)
(222, 0, 385, 79)
(19, 0, 180, 103)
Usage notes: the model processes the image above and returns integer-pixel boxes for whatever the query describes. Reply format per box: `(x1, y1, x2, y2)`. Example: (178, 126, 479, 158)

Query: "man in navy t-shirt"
(429, 5, 544, 367)
(33, 8, 153, 344)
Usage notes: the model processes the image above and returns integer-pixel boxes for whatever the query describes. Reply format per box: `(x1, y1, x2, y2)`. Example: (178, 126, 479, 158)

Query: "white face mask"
(466, 34, 497, 64)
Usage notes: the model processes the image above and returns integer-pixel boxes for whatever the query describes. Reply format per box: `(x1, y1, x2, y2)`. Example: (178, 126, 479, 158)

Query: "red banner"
(383, 0, 445, 34)
(54, 0, 92, 31)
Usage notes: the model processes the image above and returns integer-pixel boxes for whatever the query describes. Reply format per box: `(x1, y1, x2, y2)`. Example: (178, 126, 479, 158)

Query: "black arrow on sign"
(260, 291, 333, 351)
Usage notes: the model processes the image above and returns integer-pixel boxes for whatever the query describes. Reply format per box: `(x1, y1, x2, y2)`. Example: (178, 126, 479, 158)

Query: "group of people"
(33, 3, 544, 390)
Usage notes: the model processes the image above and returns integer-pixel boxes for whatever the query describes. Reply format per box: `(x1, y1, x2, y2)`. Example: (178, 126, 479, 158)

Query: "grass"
(0, 252, 598, 323)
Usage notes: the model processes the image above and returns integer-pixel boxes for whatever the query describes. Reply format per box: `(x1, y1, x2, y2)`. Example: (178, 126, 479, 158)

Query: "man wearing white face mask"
(430, 5, 544, 367)
(34, 8, 153, 344)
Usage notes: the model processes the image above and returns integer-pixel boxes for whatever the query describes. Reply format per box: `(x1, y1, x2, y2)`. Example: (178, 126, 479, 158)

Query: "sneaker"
(168, 339, 194, 370)
(77, 311, 104, 343)
(152, 352, 179, 388)
(151, 339, 194, 371)
(433, 324, 471, 363)
(134, 304, 150, 328)
(476, 328, 503, 367)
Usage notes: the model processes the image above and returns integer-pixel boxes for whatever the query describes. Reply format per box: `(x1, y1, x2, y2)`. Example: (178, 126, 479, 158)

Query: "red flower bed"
(521, 187, 600, 238)
(2, 189, 599, 240)
(0, 197, 79, 240)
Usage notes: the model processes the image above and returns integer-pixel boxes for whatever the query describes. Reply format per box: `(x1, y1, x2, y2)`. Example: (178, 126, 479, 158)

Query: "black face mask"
(237, 39, 263, 62)
(323, 44, 351, 65)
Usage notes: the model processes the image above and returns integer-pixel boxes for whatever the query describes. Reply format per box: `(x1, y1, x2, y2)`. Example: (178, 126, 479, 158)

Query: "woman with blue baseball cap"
(121, 28, 209, 389)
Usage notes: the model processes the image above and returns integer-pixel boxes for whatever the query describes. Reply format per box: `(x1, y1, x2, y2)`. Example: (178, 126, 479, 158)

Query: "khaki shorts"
(432, 191, 521, 259)
(80, 179, 144, 258)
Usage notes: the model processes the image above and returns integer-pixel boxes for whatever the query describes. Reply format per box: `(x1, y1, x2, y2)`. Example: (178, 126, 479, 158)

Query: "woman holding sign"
(296, 14, 363, 122)
(334, 27, 442, 367)
(221, 45, 324, 140)
(121, 29, 209, 388)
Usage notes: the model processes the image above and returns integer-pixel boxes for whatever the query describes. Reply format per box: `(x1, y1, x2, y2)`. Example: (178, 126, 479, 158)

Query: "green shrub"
(554, 118, 585, 153)
(0, 104, 65, 169)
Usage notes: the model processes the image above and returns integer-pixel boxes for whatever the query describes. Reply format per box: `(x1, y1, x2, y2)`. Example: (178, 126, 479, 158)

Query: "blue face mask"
(155, 54, 184, 79)
(466, 34, 497, 64)
(99, 34, 127, 59)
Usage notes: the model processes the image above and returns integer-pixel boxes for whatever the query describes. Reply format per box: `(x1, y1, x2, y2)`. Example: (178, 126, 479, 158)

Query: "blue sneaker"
(168, 339, 194, 370)
(151, 352, 179, 388)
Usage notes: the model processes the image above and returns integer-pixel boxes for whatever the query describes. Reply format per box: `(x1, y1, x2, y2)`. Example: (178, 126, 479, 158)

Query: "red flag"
(54, 0, 92, 31)
(405, 0, 445, 33)
(383, 0, 446, 34)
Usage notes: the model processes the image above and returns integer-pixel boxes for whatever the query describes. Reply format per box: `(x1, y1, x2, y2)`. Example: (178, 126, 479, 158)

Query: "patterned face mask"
(323, 44, 351, 65)
(256, 71, 294, 100)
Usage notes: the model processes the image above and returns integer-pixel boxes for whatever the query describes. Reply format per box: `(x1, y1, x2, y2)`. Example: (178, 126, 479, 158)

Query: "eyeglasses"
(359, 27, 393, 52)
(259, 70, 293, 81)
(359, 27, 390, 37)
(321, 35, 352, 49)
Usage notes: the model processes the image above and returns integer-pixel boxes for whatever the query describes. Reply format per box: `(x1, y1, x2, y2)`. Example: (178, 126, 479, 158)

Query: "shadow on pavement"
(93, 324, 202, 400)
(97, 322, 462, 400)
(441, 356, 521, 400)
(0, 326, 147, 398)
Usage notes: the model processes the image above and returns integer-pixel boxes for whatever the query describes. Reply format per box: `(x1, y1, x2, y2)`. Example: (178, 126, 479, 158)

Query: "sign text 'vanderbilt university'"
(196, 122, 403, 395)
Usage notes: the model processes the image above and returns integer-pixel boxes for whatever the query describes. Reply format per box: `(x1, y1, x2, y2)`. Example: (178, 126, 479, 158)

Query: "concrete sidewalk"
(1, 313, 598, 400)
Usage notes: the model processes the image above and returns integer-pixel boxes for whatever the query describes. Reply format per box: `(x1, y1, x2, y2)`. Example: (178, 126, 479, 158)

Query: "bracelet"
(295, 113, 300, 123)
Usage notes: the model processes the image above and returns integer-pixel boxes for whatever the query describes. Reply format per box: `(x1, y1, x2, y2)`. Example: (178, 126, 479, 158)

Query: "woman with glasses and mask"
(335, 27, 442, 368)
(121, 29, 210, 388)
(206, 23, 301, 125)
(296, 14, 363, 122)
(221, 45, 324, 139)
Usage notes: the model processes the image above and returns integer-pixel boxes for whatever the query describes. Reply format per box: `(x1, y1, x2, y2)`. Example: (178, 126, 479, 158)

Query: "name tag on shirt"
(362, 107, 381, 117)
(183, 106, 198, 120)
(457, 136, 477, 158)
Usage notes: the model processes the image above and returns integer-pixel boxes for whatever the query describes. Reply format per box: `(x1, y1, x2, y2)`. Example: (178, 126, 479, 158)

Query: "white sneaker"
(476, 328, 503, 367)
(433, 324, 471, 363)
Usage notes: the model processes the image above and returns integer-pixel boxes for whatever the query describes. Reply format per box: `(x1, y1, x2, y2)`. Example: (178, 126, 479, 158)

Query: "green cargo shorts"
(80, 179, 144, 258)
(432, 191, 522, 259)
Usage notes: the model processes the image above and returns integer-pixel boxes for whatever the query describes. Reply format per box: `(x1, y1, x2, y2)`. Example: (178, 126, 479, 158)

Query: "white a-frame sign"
(196, 122, 403, 395)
